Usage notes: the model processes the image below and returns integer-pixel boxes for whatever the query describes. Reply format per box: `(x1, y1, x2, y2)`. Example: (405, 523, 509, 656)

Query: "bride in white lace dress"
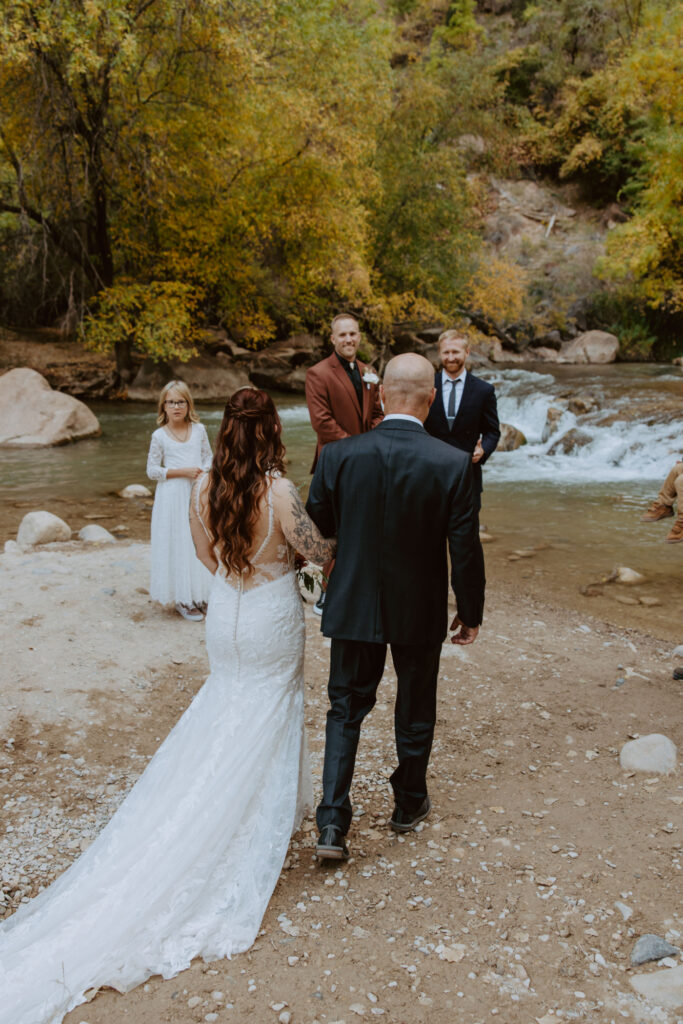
(0, 388, 335, 1024)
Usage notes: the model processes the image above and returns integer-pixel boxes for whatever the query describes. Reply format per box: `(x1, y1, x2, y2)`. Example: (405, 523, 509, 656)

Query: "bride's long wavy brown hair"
(207, 388, 286, 577)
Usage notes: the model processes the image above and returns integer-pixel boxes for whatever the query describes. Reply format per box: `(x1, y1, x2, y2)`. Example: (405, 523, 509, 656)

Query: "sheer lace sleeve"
(146, 432, 167, 482)
(273, 478, 336, 565)
(190, 476, 217, 575)
(199, 424, 213, 471)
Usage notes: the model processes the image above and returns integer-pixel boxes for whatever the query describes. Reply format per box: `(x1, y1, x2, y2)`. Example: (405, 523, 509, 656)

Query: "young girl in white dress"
(146, 380, 213, 620)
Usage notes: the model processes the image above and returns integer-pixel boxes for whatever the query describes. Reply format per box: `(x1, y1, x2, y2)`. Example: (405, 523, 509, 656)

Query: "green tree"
(0, 0, 392, 378)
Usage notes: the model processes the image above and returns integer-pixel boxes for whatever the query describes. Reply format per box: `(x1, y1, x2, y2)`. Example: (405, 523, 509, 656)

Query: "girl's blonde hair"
(156, 380, 200, 426)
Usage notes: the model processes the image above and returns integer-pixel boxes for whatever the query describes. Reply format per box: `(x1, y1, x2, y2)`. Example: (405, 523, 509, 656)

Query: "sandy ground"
(1, 538, 682, 1024)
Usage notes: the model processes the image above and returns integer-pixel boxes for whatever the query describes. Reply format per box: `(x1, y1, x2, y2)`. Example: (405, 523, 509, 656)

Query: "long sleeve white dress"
(0, 481, 313, 1024)
(146, 422, 213, 605)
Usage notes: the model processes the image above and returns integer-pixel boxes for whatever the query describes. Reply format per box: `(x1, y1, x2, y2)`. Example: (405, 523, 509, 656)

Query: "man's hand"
(450, 614, 479, 645)
(471, 439, 484, 464)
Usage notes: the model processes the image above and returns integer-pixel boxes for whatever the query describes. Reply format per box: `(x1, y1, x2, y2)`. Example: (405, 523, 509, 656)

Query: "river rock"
(613, 566, 646, 585)
(547, 428, 592, 455)
(78, 524, 116, 544)
(631, 934, 680, 966)
(631, 964, 683, 1009)
(119, 484, 152, 499)
(497, 423, 527, 451)
(530, 346, 560, 362)
(557, 331, 619, 364)
(673, 645, 683, 659)
(0, 368, 101, 447)
(619, 734, 677, 775)
(541, 406, 563, 442)
(17, 511, 72, 547)
(568, 396, 598, 415)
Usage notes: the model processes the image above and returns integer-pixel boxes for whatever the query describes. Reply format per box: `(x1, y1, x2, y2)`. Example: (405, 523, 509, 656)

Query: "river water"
(2, 363, 682, 632)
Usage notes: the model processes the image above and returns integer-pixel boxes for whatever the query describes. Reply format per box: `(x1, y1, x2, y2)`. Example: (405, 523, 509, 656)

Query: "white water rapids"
(481, 368, 680, 483)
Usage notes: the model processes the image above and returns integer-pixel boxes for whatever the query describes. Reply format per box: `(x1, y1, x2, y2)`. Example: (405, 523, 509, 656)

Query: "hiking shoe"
(665, 520, 683, 543)
(642, 502, 674, 522)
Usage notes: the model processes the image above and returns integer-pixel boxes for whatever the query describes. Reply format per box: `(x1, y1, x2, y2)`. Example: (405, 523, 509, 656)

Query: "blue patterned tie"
(447, 379, 457, 429)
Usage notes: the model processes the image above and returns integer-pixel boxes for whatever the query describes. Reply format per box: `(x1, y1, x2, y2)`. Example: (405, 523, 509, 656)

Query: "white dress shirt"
(442, 369, 467, 422)
(383, 413, 423, 426)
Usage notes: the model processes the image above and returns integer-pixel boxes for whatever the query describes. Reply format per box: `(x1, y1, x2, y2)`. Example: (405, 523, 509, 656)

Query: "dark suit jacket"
(306, 418, 485, 645)
(424, 371, 500, 494)
(305, 353, 383, 471)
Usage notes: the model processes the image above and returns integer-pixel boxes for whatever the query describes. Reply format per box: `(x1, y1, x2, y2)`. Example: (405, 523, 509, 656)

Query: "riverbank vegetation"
(0, 0, 680, 379)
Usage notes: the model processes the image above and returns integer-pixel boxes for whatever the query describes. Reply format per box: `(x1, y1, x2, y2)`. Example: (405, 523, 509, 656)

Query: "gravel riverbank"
(1, 540, 681, 1023)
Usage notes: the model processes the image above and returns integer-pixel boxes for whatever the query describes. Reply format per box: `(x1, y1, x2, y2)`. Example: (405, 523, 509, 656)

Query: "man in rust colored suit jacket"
(305, 314, 384, 473)
(305, 314, 383, 612)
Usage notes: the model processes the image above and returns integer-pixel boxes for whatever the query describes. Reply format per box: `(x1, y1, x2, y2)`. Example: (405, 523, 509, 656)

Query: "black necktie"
(347, 361, 363, 408)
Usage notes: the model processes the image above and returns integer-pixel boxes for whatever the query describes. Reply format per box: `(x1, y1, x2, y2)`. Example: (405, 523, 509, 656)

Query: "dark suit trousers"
(316, 638, 443, 834)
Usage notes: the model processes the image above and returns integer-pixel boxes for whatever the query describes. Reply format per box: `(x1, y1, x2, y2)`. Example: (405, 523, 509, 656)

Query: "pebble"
(614, 901, 633, 921)
(279, 1013, 292, 1024)
(205, 1015, 218, 1022)
(672, 644, 683, 659)
(619, 734, 677, 774)
(631, 933, 680, 965)
(188, 996, 202, 1008)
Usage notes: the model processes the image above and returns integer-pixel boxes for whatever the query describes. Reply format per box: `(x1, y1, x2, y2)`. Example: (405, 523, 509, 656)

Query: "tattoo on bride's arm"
(286, 485, 335, 564)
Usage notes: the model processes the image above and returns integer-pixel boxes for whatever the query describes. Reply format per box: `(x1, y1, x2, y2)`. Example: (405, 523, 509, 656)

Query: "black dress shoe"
(389, 796, 431, 833)
(316, 825, 349, 860)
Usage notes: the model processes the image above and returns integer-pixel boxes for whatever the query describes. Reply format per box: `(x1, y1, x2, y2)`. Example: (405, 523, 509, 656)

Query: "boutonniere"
(362, 371, 380, 388)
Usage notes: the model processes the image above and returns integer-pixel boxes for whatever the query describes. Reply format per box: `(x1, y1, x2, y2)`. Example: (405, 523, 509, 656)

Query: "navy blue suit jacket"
(424, 371, 500, 495)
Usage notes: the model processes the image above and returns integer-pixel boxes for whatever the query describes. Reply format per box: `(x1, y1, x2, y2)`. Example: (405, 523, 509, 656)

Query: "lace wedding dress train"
(0, 564, 311, 1024)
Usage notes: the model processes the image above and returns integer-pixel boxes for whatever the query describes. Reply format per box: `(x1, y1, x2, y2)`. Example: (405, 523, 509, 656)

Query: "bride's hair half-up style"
(207, 387, 286, 577)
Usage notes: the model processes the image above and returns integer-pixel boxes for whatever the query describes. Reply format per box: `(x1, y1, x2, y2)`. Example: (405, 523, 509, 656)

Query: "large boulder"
(530, 346, 560, 363)
(248, 334, 326, 393)
(489, 341, 529, 364)
(128, 355, 250, 402)
(557, 330, 619, 364)
(17, 511, 71, 547)
(250, 365, 310, 394)
(0, 368, 101, 447)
